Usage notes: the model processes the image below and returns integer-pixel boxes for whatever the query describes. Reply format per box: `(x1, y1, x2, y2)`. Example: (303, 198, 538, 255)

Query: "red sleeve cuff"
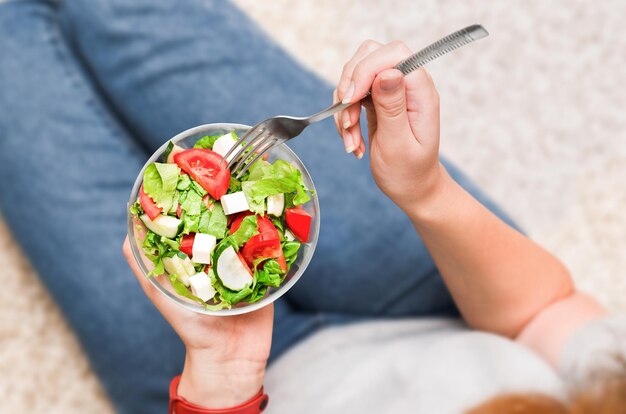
(169, 375, 269, 414)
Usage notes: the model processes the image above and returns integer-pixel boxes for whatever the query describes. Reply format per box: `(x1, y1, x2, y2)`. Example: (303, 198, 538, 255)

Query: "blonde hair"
(467, 376, 626, 414)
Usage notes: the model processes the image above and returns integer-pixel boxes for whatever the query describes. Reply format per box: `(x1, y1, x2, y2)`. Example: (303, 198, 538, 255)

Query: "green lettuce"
(228, 176, 242, 193)
(206, 203, 227, 239)
(282, 241, 301, 266)
(182, 212, 200, 234)
(143, 162, 180, 212)
(129, 201, 143, 216)
(242, 160, 312, 213)
(142, 230, 180, 277)
(247, 284, 268, 303)
(198, 209, 211, 233)
(255, 264, 283, 288)
(230, 215, 259, 249)
(169, 275, 206, 305)
(180, 188, 202, 216)
(194, 134, 222, 149)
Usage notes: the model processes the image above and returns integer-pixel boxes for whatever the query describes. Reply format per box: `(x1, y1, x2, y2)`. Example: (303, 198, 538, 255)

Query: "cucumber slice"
(214, 244, 253, 291)
(181, 256, 196, 276)
(166, 144, 185, 164)
(163, 256, 191, 286)
(140, 214, 182, 238)
(267, 193, 285, 217)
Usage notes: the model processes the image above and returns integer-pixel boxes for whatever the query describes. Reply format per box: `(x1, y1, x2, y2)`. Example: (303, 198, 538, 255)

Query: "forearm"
(405, 165, 575, 337)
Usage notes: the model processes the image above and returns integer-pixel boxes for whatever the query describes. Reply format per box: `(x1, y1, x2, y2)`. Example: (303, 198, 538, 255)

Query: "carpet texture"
(1, 1, 624, 412)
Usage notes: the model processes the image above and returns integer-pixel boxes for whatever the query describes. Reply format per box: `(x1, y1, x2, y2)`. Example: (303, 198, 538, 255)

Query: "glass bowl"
(127, 123, 320, 316)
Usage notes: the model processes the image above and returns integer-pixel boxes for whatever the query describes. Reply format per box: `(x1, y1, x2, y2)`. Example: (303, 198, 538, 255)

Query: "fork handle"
(306, 24, 489, 125)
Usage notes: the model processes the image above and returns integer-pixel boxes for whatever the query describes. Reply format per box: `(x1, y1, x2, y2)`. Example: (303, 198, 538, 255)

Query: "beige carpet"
(1, 1, 625, 412)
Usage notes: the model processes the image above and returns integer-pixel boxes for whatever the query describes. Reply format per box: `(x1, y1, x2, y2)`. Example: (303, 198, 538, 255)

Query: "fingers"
(347, 120, 364, 159)
(403, 68, 440, 145)
(337, 39, 383, 99)
(333, 89, 351, 153)
(370, 69, 413, 151)
(341, 40, 412, 105)
(123, 236, 156, 297)
(123, 235, 189, 327)
(335, 40, 382, 155)
(335, 40, 412, 157)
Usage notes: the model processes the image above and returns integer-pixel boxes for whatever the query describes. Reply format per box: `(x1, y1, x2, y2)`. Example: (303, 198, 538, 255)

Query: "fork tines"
(222, 123, 278, 179)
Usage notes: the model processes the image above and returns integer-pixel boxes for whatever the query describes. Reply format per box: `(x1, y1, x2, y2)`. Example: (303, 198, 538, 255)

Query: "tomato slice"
(176, 204, 182, 218)
(180, 233, 195, 256)
(140, 184, 162, 220)
(276, 253, 287, 271)
(242, 232, 282, 268)
(229, 213, 278, 236)
(238, 215, 287, 270)
(174, 149, 230, 200)
(285, 207, 312, 242)
(257, 215, 278, 236)
(202, 194, 213, 210)
(229, 211, 254, 235)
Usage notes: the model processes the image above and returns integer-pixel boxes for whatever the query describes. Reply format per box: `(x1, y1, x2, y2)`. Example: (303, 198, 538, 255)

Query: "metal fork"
(223, 24, 489, 178)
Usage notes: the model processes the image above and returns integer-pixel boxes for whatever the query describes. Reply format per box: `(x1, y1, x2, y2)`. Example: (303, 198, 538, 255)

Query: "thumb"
(371, 69, 412, 141)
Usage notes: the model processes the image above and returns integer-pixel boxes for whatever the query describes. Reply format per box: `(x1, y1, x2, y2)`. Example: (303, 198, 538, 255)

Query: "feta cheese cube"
(212, 133, 238, 162)
(266, 193, 285, 217)
(188, 272, 216, 302)
(220, 191, 250, 215)
(192, 233, 217, 265)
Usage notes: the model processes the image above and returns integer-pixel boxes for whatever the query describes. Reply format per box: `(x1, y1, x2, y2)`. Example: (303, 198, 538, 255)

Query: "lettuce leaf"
(180, 209, 200, 234)
(198, 209, 211, 233)
(180, 188, 202, 216)
(194, 134, 222, 149)
(206, 203, 227, 239)
(255, 266, 282, 288)
(142, 230, 179, 277)
(230, 215, 259, 249)
(241, 160, 312, 210)
(282, 241, 301, 266)
(169, 275, 206, 305)
(143, 162, 180, 212)
(129, 201, 143, 216)
(247, 284, 268, 303)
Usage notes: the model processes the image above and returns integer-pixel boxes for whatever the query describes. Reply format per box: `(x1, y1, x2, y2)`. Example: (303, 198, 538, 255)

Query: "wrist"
(178, 349, 266, 408)
(399, 163, 454, 223)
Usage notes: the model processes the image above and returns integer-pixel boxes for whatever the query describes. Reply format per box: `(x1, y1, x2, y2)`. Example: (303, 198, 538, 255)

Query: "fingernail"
(343, 130, 355, 153)
(342, 81, 355, 104)
(351, 132, 360, 151)
(380, 72, 402, 91)
(342, 111, 351, 129)
(355, 149, 364, 159)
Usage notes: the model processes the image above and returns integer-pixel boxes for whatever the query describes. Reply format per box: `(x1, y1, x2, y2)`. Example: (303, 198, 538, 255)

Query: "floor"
(1, 0, 625, 412)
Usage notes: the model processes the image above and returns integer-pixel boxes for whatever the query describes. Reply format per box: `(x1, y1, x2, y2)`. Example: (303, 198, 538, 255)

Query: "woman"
(0, 0, 623, 413)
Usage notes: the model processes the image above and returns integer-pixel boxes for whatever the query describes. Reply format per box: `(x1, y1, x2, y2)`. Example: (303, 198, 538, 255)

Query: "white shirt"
(265, 315, 626, 413)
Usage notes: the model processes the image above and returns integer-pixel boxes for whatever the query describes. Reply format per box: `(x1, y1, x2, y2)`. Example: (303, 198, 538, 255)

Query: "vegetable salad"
(130, 132, 313, 310)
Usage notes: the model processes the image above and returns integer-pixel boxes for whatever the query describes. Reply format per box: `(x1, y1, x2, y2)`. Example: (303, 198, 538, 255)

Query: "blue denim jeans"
(0, 1, 518, 412)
